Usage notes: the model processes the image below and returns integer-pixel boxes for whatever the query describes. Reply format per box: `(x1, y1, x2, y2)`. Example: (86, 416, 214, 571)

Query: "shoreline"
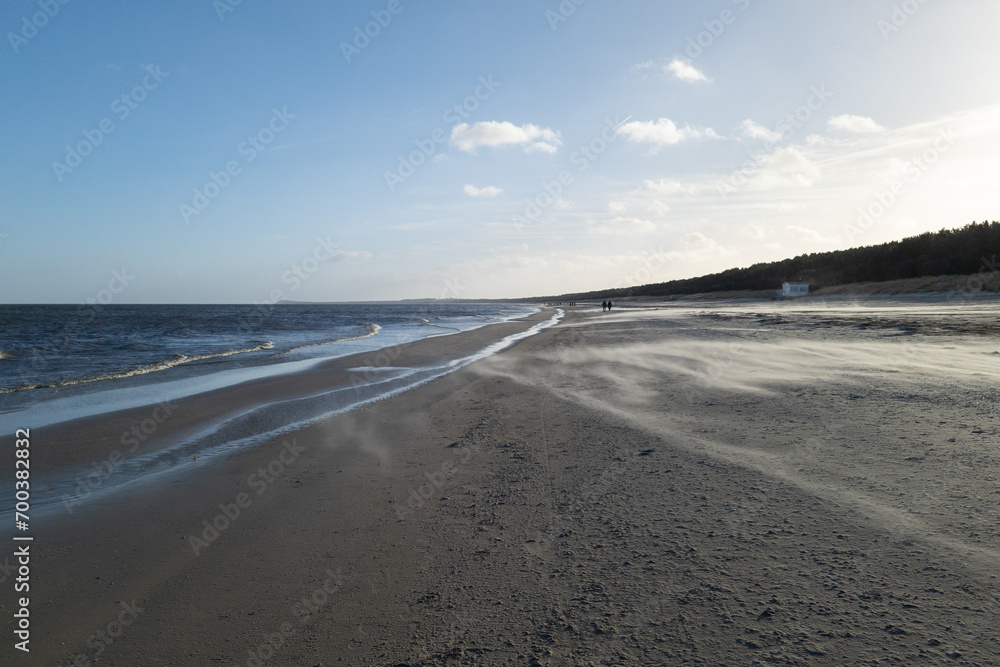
(4, 303, 1000, 665)
(0, 304, 542, 425)
(2, 309, 557, 516)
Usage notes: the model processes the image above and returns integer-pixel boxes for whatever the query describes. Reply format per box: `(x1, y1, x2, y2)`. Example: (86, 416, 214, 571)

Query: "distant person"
(607, 301, 613, 311)
(601, 300, 607, 312)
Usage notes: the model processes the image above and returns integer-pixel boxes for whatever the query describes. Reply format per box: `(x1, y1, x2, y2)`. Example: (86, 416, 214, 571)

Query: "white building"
(782, 282, 809, 297)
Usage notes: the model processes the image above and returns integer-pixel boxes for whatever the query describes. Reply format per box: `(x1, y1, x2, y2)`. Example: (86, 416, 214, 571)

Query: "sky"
(2, 0, 999, 303)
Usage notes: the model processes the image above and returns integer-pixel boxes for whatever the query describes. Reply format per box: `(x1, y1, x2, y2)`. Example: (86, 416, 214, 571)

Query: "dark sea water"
(0, 302, 536, 410)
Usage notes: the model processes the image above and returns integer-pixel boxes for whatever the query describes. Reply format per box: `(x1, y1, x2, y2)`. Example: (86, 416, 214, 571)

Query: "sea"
(0, 303, 538, 397)
(0, 303, 559, 513)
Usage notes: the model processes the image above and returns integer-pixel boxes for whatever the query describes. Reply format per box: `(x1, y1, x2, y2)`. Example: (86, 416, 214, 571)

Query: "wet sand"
(5, 300, 1000, 665)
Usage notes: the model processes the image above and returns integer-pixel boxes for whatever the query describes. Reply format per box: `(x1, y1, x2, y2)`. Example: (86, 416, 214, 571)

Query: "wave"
(0, 351, 11, 361)
(420, 318, 460, 332)
(0, 341, 275, 395)
(280, 323, 381, 354)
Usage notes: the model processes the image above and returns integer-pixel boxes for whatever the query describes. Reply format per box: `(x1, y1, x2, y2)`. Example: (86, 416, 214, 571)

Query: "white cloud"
(665, 58, 710, 83)
(417, 106, 1000, 300)
(828, 114, 886, 134)
(449, 121, 562, 154)
(608, 201, 628, 214)
(649, 200, 672, 215)
(751, 147, 821, 189)
(620, 118, 720, 147)
(741, 119, 783, 143)
(464, 184, 504, 198)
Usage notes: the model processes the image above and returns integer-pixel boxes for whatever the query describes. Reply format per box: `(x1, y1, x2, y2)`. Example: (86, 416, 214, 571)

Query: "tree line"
(537, 221, 1000, 301)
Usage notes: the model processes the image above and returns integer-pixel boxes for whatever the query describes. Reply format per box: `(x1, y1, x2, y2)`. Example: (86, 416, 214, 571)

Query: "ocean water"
(0, 303, 563, 514)
(0, 302, 536, 411)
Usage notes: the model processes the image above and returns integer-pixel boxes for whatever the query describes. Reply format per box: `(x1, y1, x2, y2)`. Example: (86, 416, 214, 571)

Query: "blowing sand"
(7, 301, 1000, 665)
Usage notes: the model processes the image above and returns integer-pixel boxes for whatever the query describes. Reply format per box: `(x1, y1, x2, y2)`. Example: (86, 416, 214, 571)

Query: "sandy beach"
(5, 300, 1000, 665)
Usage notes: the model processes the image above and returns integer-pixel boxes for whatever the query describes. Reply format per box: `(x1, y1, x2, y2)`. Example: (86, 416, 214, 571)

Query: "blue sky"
(2, 0, 999, 303)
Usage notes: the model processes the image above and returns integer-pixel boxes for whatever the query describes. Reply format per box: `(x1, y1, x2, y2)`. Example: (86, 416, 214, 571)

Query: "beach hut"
(782, 282, 809, 297)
